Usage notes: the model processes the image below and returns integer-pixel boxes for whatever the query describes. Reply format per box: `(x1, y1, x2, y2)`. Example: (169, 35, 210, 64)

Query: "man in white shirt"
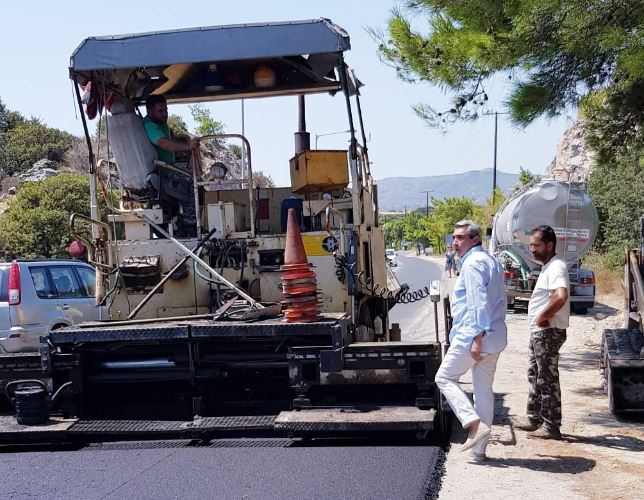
(435, 220, 507, 461)
(515, 225, 569, 440)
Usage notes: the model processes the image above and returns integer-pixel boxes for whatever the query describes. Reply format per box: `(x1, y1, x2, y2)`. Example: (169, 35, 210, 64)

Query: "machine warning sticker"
(302, 235, 337, 256)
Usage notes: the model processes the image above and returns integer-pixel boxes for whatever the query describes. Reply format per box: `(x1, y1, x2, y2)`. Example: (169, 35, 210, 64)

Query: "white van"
(385, 248, 398, 267)
(0, 259, 103, 353)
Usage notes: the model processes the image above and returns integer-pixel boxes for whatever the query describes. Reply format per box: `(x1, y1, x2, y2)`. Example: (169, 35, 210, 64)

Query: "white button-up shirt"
(449, 245, 507, 354)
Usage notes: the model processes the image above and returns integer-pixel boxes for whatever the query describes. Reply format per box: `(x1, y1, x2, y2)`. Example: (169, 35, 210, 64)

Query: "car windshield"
(385, 250, 395, 257)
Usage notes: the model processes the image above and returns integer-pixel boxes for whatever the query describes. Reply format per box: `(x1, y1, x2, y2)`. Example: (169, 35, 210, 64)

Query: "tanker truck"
(489, 179, 599, 314)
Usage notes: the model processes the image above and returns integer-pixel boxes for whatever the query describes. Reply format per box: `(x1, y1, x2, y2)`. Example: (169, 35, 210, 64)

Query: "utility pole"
(420, 190, 433, 217)
(492, 111, 498, 205)
(482, 111, 509, 207)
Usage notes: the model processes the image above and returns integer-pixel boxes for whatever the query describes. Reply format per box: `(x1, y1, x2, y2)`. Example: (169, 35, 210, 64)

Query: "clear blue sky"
(0, 0, 575, 187)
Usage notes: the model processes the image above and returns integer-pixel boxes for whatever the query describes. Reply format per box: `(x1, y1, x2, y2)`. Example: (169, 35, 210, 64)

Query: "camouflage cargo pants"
(527, 328, 567, 429)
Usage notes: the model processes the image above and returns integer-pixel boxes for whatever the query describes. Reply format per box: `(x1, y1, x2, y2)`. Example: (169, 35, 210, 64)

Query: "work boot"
(513, 417, 542, 432)
(526, 426, 562, 440)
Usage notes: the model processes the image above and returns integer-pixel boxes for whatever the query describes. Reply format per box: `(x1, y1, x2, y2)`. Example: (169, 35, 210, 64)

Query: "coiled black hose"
(334, 254, 431, 304)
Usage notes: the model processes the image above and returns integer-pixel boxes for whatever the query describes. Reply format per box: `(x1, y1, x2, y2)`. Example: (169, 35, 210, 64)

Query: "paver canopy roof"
(69, 19, 352, 103)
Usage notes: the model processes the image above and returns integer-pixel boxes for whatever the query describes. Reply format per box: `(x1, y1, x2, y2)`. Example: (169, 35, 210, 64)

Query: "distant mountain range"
(376, 168, 519, 211)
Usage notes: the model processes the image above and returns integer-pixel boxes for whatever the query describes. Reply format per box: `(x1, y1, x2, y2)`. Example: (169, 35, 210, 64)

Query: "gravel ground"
(430, 258, 644, 500)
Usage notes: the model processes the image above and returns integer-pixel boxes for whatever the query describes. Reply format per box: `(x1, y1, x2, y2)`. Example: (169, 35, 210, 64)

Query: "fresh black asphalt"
(0, 438, 444, 499)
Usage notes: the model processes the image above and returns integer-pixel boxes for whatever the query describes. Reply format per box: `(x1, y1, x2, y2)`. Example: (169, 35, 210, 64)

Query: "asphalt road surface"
(389, 252, 447, 343)
(1, 438, 443, 500)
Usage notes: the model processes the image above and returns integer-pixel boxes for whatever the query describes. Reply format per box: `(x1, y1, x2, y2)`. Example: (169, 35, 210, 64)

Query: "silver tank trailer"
(491, 179, 598, 271)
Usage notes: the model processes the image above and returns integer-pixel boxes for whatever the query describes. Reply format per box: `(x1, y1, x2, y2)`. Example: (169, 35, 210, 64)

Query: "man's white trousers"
(435, 343, 500, 454)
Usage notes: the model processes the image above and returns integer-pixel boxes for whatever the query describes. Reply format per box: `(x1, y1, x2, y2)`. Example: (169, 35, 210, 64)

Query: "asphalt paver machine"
(1, 19, 447, 443)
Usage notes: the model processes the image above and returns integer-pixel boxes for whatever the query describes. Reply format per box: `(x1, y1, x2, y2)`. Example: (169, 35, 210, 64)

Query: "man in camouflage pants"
(516, 225, 569, 440)
(526, 328, 567, 435)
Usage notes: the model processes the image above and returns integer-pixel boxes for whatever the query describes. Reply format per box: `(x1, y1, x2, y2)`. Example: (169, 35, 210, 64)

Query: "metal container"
(289, 150, 349, 194)
(15, 385, 48, 425)
(492, 179, 598, 270)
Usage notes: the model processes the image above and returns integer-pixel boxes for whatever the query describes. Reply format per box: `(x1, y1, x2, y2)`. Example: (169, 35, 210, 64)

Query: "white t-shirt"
(528, 255, 570, 332)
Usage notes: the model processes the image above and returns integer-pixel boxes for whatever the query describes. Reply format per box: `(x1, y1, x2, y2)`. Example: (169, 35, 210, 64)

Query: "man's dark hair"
(145, 94, 167, 112)
(532, 225, 557, 251)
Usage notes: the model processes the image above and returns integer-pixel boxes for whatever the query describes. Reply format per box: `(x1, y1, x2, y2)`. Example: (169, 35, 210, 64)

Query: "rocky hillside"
(0, 159, 68, 215)
(376, 168, 519, 211)
(547, 120, 595, 182)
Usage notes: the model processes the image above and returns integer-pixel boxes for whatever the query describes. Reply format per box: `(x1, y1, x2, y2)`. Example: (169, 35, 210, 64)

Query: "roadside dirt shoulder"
(438, 292, 644, 500)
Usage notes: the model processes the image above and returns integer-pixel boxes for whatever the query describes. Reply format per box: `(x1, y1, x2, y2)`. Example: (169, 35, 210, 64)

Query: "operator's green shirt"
(143, 116, 175, 164)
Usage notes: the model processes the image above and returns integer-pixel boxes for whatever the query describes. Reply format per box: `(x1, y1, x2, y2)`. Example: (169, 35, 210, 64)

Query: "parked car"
(0, 259, 103, 353)
(385, 248, 398, 267)
(569, 264, 596, 314)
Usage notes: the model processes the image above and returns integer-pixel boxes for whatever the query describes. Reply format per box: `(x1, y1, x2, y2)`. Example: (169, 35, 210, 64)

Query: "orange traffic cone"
(280, 208, 319, 323)
(284, 208, 307, 266)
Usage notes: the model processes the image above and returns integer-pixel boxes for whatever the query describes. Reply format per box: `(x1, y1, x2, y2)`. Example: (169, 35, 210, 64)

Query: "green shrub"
(0, 173, 91, 259)
(602, 246, 627, 272)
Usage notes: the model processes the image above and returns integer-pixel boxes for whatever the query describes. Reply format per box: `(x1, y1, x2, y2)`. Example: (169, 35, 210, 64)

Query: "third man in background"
(445, 245, 456, 278)
(515, 225, 569, 440)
